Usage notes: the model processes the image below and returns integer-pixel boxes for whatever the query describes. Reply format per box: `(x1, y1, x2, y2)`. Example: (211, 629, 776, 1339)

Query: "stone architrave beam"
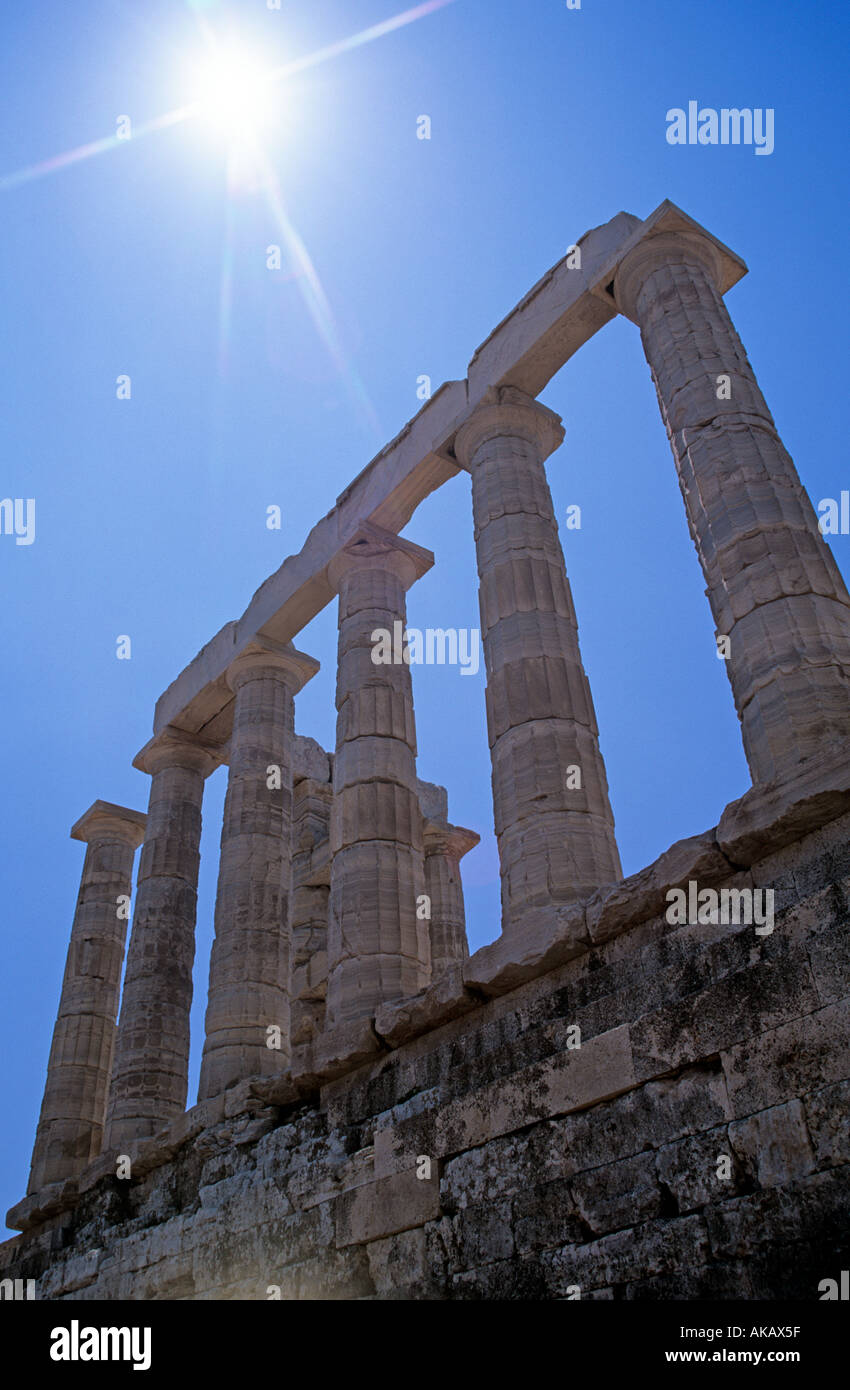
(152, 204, 743, 748)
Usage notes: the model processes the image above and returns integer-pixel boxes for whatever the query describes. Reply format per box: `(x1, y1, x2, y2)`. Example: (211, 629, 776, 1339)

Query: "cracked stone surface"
(454, 386, 622, 929)
(325, 524, 434, 1025)
(6, 805, 849, 1300)
(198, 642, 319, 1102)
(105, 733, 218, 1151)
(615, 231, 850, 786)
(27, 803, 146, 1192)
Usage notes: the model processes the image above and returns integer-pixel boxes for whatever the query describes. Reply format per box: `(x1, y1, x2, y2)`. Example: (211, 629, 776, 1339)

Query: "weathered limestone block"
(372, 1090, 442, 1180)
(703, 1170, 850, 1297)
(374, 965, 477, 1049)
(27, 800, 146, 1192)
(446, 1198, 517, 1270)
(630, 950, 819, 1085)
(435, 1024, 635, 1155)
(543, 1213, 712, 1296)
(717, 752, 850, 866)
(570, 1150, 663, 1238)
(463, 901, 590, 996)
(198, 640, 319, 1100)
(314, 1018, 385, 1085)
(365, 1226, 437, 1298)
(721, 998, 850, 1119)
(292, 734, 330, 785)
(454, 386, 621, 930)
(585, 827, 732, 943)
(655, 1126, 746, 1214)
(416, 779, 449, 824)
(4, 798, 850, 1300)
(38, 1246, 104, 1299)
(804, 1080, 850, 1169)
(728, 1098, 817, 1188)
(615, 230, 850, 786)
(105, 730, 219, 1151)
(335, 1169, 440, 1248)
(6, 1178, 78, 1234)
(326, 523, 434, 1026)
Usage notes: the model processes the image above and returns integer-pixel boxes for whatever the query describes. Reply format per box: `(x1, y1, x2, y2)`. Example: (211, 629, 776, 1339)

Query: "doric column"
(290, 775, 332, 1047)
(105, 729, 218, 1149)
(198, 641, 318, 1100)
(326, 522, 434, 1026)
(614, 231, 850, 786)
(423, 820, 479, 974)
(454, 386, 621, 930)
(27, 802, 145, 1191)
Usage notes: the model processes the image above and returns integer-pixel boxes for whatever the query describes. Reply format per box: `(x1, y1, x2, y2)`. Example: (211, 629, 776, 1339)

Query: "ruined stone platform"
(4, 774, 848, 1300)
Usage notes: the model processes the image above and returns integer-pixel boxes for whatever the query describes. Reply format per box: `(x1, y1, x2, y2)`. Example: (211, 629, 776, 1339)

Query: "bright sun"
(189, 49, 275, 141)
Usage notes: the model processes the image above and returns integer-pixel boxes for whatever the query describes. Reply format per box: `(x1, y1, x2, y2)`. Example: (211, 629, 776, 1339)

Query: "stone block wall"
(3, 806, 849, 1300)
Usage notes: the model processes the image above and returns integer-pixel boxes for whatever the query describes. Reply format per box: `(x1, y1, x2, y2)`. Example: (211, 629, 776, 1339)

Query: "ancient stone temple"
(3, 200, 849, 1300)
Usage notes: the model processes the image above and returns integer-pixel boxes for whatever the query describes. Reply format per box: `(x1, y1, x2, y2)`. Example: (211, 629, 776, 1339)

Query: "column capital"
(453, 386, 564, 472)
(133, 727, 221, 778)
(226, 638, 320, 695)
(613, 230, 725, 324)
(327, 521, 434, 594)
(70, 800, 147, 849)
(423, 820, 480, 860)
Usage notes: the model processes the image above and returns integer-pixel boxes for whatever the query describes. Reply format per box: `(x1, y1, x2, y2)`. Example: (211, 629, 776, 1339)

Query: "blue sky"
(1, 0, 848, 1222)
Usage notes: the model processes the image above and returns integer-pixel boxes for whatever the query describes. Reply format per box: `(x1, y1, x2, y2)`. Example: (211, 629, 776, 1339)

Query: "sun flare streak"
(0, 1, 456, 438)
(254, 147, 382, 440)
(0, 0, 458, 191)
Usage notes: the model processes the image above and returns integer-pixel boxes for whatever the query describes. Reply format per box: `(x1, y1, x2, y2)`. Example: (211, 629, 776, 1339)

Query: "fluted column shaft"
(198, 643, 318, 1099)
(28, 803, 145, 1191)
(290, 776, 332, 1047)
(326, 524, 434, 1026)
(455, 387, 621, 930)
(105, 732, 217, 1149)
(423, 821, 478, 974)
(615, 233, 850, 786)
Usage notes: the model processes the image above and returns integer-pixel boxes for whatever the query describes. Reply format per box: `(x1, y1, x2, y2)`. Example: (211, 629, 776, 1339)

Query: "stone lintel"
(156, 205, 737, 742)
(70, 800, 147, 847)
